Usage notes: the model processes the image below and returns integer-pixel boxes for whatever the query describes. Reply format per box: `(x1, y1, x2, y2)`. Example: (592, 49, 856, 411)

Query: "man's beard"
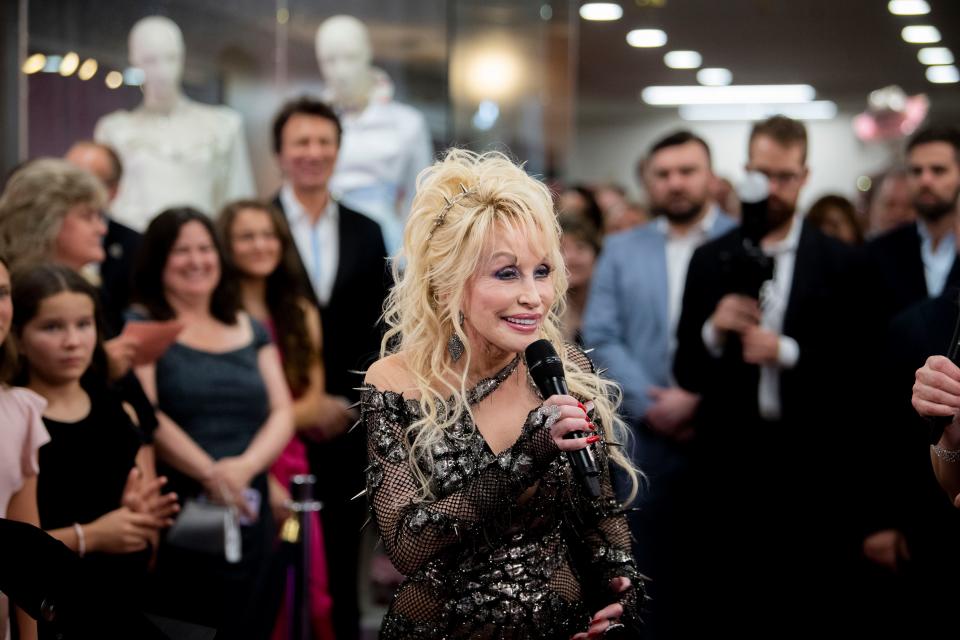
(914, 186, 960, 222)
(765, 195, 795, 232)
(653, 200, 704, 225)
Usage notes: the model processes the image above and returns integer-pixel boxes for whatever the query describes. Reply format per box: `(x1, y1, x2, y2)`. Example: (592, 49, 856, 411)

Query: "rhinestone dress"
(362, 345, 643, 639)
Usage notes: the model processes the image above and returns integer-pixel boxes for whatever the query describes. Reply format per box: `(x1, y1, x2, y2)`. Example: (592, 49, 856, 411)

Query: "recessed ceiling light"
(626, 29, 667, 48)
(59, 52, 79, 77)
(888, 0, 930, 15)
(641, 84, 816, 105)
(697, 68, 733, 86)
(926, 65, 960, 84)
(21, 53, 46, 75)
(918, 47, 954, 66)
(579, 3, 623, 21)
(679, 101, 837, 122)
(77, 58, 98, 81)
(664, 50, 702, 69)
(902, 25, 941, 44)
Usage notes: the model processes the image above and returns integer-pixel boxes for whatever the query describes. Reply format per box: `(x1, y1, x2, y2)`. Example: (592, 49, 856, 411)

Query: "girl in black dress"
(10, 264, 177, 627)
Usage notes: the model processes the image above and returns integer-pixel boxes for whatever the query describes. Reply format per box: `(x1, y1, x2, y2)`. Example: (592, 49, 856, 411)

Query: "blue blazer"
(582, 209, 735, 423)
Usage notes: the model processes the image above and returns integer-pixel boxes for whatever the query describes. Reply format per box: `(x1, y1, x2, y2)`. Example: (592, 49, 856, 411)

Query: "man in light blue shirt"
(583, 131, 734, 637)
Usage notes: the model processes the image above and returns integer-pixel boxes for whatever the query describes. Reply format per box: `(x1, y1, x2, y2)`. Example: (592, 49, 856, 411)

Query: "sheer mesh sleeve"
(362, 387, 562, 576)
(565, 343, 646, 632)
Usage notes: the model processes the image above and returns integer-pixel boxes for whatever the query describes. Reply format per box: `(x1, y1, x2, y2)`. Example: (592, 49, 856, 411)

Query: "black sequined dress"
(362, 346, 643, 639)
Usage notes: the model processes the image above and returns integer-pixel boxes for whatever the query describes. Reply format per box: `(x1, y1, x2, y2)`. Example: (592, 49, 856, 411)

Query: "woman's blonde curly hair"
(381, 148, 639, 502)
(0, 158, 106, 270)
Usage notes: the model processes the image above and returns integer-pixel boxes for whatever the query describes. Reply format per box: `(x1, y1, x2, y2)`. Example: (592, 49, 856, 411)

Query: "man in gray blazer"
(582, 130, 734, 638)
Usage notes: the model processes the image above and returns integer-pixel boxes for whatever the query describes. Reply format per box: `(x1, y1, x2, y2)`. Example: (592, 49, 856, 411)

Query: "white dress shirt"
(917, 218, 956, 297)
(702, 215, 802, 420)
(657, 206, 720, 367)
(280, 184, 339, 306)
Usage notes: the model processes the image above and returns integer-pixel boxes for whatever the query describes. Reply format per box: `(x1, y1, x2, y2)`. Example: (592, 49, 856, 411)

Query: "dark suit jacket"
(879, 290, 960, 613)
(100, 217, 142, 337)
(672, 220, 864, 610)
(865, 221, 960, 323)
(675, 220, 862, 430)
(272, 194, 391, 501)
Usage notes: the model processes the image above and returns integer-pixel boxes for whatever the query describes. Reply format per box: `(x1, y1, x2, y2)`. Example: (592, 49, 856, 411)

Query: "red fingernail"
(586, 435, 600, 444)
(588, 422, 597, 430)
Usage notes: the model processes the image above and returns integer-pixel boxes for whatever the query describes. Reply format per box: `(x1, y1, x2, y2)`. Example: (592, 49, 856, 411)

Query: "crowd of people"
(0, 92, 958, 640)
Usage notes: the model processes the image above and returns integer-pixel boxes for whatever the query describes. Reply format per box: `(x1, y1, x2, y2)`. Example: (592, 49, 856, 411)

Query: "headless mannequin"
(95, 16, 254, 232)
(315, 15, 432, 254)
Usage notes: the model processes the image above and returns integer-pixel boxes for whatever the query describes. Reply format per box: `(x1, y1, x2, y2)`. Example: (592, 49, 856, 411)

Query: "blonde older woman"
(362, 150, 643, 639)
(0, 158, 107, 272)
(0, 159, 144, 377)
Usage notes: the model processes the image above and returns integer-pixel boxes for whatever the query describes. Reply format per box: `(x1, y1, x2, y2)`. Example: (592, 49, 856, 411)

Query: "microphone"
(525, 339, 602, 498)
(737, 170, 772, 248)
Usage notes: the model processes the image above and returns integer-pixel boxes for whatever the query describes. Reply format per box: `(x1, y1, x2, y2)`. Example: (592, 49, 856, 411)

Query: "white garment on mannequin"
(95, 98, 254, 230)
(326, 70, 432, 255)
(94, 16, 254, 231)
(316, 15, 432, 255)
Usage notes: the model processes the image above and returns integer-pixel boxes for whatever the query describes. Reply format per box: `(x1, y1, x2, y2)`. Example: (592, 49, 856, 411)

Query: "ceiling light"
(626, 29, 667, 48)
(579, 3, 623, 21)
(664, 50, 702, 69)
(926, 65, 960, 84)
(59, 52, 79, 77)
(641, 84, 816, 105)
(918, 47, 954, 65)
(902, 25, 941, 44)
(21, 53, 46, 75)
(105, 70, 123, 89)
(888, 0, 930, 15)
(78, 58, 98, 81)
(697, 68, 732, 86)
(679, 101, 837, 122)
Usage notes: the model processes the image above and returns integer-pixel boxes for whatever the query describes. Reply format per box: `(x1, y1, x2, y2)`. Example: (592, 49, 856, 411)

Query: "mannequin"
(316, 15, 432, 254)
(95, 16, 255, 232)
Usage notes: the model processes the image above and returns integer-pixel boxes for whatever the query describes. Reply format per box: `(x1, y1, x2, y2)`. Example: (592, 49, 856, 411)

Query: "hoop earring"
(447, 311, 465, 361)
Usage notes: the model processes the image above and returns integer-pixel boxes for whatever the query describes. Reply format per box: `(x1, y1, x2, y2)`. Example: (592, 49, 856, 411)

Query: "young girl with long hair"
(10, 264, 176, 638)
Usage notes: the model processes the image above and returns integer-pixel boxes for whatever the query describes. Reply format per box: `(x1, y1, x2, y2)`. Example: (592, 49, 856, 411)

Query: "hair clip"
(428, 183, 477, 239)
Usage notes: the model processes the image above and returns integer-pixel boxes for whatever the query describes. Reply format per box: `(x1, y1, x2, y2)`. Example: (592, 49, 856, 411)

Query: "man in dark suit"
(674, 116, 863, 635)
(866, 126, 960, 320)
(860, 127, 960, 634)
(270, 97, 390, 640)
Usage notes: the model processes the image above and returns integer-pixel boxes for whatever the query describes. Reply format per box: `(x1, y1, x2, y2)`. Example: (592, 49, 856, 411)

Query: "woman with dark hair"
(559, 213, 603, 345)
(806, 194, 864, 245)
(217, 200, 335, 640)
(559, 184, 605, 232)
(10, 263, 176, 639)
(131, 207, 293, 637)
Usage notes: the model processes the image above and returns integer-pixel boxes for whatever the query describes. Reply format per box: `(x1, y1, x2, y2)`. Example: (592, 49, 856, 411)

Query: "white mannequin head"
(129, 16, 185, 106)
(315, 15, 373, 107)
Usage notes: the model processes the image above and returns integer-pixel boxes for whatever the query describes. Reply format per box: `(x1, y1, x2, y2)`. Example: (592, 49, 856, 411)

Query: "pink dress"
(266, 321, 335, 640)
(0, 386, 50, 640)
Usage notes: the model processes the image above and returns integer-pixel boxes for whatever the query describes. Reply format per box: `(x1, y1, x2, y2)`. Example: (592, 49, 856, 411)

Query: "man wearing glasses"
(672, 115, 864, 635)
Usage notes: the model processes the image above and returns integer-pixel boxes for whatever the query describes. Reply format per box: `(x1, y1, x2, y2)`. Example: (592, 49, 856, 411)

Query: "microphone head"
(524, 339, 565, 382)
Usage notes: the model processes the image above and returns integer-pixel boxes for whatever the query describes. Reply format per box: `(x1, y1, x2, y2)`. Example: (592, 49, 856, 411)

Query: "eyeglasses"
(749, 168, 804, 186)
(68, 206, 107, 225)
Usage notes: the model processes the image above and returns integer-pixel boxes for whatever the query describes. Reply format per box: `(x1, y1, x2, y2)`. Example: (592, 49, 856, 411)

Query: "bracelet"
(73, 522, 86, 557)
(933, 444, 960, 463)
